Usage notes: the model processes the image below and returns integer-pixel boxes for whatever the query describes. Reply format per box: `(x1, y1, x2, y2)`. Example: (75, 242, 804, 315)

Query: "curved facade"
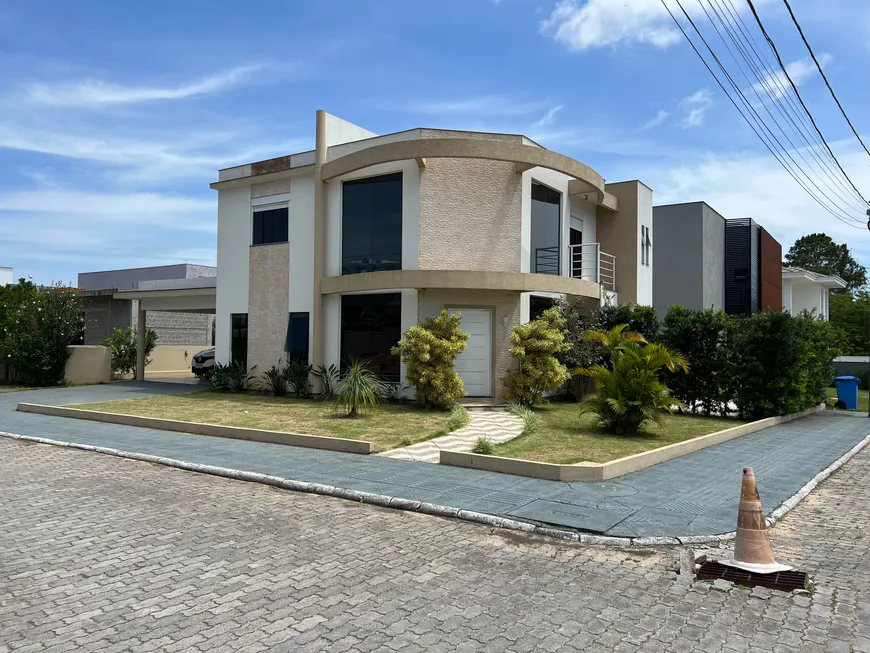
(213, 111, 653, 398)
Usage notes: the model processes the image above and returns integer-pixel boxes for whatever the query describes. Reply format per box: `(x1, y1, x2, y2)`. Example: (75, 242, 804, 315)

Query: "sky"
(1, 0, 869, 285)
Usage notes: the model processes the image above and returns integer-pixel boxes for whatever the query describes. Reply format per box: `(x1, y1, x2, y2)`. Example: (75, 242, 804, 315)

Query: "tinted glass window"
(285, 312, 309, 363)
(342, 173, 402, 275)
(230, 313, 248, 369)
(253, 207, 289, 245)
(530, 295, 558, 321)
(531, 183, 561, 275)
(340, 293, 401, 381)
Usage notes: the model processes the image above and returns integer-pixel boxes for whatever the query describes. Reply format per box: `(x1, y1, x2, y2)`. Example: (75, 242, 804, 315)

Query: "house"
(79, 264, 216, 378)
(653, 202, 782, 317)
(782, 266, 846, 319)
(0, 266, 12, 286)
(211, 110, 654, 399)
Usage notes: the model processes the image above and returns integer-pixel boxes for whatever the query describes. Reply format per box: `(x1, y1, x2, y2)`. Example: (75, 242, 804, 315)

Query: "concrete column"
(311, 109, 327, 385)
(136, 307, 146, 381)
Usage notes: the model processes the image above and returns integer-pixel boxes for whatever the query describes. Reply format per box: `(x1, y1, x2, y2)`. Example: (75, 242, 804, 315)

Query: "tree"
(102, 327, 158, 376)
(392, 310, 470, 408)
(556, 298, 602, 400)
(599, 302, 660, 341)
(503, 307, 570, 406)
(829, 290, 870, 355)
(785, 233, 867, 291)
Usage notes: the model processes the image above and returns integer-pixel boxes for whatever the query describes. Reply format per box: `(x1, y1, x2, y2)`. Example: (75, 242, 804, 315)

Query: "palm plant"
(261, 364, 289, 397)
(574, 326, 689, 435)
(335, 360, 381, 418)
(312, 364, 340, 400)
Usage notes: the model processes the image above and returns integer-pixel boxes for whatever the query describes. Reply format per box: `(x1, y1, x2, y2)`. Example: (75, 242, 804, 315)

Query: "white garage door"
(448, 308, 492, 397)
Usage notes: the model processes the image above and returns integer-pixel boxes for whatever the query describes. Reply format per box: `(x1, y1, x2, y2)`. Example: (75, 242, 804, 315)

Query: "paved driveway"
(1, 437, 868, 652)
(2, 382, 869, 538)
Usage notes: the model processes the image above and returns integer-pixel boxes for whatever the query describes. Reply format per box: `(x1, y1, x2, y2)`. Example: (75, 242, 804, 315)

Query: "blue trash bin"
(834, 376, 860, 410)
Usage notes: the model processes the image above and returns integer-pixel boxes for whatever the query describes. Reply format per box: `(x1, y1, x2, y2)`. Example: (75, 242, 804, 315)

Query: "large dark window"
(340, 294, 401, 381)
(285, 312, 309, 363)
(530, 295, 558, 321)
(531, 183, 561, 275)
(342, 173, 402, 275)
(230, 313, 248, 369)
(252, 207, 288, 245)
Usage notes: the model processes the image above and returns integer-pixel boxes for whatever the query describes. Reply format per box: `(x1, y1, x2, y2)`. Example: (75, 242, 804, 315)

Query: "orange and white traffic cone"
(720, 467, 792, 574)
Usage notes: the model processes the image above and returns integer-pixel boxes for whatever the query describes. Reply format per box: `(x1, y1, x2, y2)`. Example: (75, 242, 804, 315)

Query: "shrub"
(102, 327, 158, 376)
(392, 310, 470, 408)
(380, 381, 409, 403)
(471, 437, 495, 455)
(3, 282, 84, 386)
(575, 325, 689, 435)
(262, 364, 289, 397)
(557, 298, 603, 400)
(661, 307, 733, 416)
(507, 402, 540, 437)
(445, 405, 471, 432)
(211, 362, 256, 392)
(600, 303, 660, 341)
(312, 364, 340, 400)
(335, 360, 381, 417)
(503, 307, 570, 406)
(283, 359, 312, 398)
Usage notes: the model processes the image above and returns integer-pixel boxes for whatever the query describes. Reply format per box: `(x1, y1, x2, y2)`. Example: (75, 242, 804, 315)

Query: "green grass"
(826, 386, 869, 413)
(493, 402, 744, 464)
(0, 385, 36, 393)
(71, 391, 459, 453)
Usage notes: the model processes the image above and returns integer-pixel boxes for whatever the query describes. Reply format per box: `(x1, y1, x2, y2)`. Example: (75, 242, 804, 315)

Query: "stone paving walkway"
(2, 382, 869, 538)
(379, 411, 524, 463)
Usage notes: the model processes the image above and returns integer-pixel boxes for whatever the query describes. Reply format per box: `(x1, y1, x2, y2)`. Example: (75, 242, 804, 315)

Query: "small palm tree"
(335, 360, 381, 418)
(574, 326, 689, 435)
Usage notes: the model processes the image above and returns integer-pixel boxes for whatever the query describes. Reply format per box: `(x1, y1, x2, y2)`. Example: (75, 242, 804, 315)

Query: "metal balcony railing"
(533, 244, 616, 292)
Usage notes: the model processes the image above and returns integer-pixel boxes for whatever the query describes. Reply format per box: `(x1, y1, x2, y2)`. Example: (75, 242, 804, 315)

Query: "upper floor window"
(342, 172, 403, 275)
(640, 225, 652, 266)
(253, 207, 288, 245)
(531, 182, 561, 275)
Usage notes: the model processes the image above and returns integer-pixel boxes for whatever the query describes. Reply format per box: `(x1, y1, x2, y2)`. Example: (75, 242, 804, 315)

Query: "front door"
(448, 308, 492, 397)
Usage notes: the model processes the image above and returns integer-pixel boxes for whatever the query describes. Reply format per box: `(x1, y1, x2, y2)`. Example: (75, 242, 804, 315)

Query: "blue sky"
(1, 0, 869, 285)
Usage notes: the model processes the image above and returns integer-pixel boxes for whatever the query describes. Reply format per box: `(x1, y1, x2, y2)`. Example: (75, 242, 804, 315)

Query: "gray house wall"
(78, 264, 216, 291)
(653, 202, 726, 317)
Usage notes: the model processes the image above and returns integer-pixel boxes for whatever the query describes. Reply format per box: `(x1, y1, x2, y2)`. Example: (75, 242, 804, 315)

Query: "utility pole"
(866, 208, 869, 418)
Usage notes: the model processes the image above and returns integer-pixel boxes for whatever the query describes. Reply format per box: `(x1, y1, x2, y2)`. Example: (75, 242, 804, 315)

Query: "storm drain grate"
(696, 561, 808, 592)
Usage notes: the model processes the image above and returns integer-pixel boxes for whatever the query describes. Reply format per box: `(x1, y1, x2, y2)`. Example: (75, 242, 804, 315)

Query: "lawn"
(826, 386, 869, 413)
(493, 402, 744, 464)
(71, 391, 460, 453)
(0, 386, 36, 393)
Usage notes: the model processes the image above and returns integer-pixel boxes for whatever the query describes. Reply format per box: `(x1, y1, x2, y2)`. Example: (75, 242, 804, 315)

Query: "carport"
(113, 277, 217, 381)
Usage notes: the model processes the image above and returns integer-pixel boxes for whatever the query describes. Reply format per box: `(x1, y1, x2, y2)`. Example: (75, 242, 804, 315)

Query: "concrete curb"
(1, 428, 867, 547)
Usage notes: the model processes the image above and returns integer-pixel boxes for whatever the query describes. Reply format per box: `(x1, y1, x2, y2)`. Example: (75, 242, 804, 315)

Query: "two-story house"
(211, 111, 653, 399)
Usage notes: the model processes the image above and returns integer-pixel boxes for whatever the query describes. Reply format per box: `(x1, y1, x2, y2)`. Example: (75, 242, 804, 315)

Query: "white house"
(207, 110, 654, 399)
(781, 266, 846, 320)
(0, 266, 12, 286)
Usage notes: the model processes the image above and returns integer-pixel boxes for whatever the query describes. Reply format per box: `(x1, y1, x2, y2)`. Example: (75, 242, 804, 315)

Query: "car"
(191, 347, 215, 377)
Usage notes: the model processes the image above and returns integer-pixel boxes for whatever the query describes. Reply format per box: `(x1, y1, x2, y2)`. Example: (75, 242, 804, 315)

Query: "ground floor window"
(231, 313, 248, 370)
(340, 293, 401, 381)
(530, 295, 558, 321)
(285, 312, 309, 363)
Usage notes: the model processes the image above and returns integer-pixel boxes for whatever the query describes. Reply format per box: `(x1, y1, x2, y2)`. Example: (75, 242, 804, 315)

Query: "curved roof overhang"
(321, 138, 618, 211)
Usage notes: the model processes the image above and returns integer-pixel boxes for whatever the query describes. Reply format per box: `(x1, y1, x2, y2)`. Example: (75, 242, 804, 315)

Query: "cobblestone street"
(1, 438, 868, 652)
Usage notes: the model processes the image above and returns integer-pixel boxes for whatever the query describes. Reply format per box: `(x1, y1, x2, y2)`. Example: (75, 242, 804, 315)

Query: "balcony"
(533, 244, 616, 292)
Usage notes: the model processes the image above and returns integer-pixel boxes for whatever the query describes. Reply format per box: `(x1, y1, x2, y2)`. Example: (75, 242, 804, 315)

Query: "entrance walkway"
(1, 382, 868, 538)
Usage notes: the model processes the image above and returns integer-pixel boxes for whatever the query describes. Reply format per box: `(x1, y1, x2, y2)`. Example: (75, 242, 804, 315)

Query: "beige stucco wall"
(146, 345, 208, 378)
(598, 181, 641, 304)
(417, 289, 521, 399)
(248, 243, 290, 374)
(418, 158, 523, 272)
(65, 345, 111, 385)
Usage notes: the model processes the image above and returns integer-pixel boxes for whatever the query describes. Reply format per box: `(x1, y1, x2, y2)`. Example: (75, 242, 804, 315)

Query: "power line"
(745, 0, 869, 207)
(661, 0, 864, 227)
(780, 0, 870, 158)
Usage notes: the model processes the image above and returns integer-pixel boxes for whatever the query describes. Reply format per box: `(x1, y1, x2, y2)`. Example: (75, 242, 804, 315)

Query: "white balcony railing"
(570, 243, 616, 292)
(532, 244, 616, 292)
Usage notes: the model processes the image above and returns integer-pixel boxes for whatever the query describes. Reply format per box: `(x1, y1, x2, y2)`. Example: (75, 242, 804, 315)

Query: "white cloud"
(23, 65, 262, 107)
(679, 88, 713, 127)
(641, 110, 670, 130)
(541, 0, 774, 51)
(752, 54, 833, 100)
(533, 105, 564, 129)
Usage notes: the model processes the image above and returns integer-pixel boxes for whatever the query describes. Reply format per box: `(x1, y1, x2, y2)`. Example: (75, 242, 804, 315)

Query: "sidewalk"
(2, 382, 869, 539)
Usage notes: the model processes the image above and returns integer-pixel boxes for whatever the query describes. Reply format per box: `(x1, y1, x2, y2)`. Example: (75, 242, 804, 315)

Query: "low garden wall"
(441, 404, 826, 481)
(65, 346, 111, 385)
(16, 403, 373, 455)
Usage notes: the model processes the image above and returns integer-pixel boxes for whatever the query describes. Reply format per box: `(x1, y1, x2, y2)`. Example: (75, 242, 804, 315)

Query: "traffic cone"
(720, 467, 792, 574)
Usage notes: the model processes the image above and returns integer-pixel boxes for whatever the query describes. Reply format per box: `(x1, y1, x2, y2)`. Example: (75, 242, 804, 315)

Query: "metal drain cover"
(696, 561, 808, 592)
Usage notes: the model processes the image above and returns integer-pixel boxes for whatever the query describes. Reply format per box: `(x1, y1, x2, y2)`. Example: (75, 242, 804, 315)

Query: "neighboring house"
(79, 264, 217, 377)
(0, 266, 12, 286)
(653, 202, 782, 317)
(211, 111, 654, 399)
(782, 266, 846, 320)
